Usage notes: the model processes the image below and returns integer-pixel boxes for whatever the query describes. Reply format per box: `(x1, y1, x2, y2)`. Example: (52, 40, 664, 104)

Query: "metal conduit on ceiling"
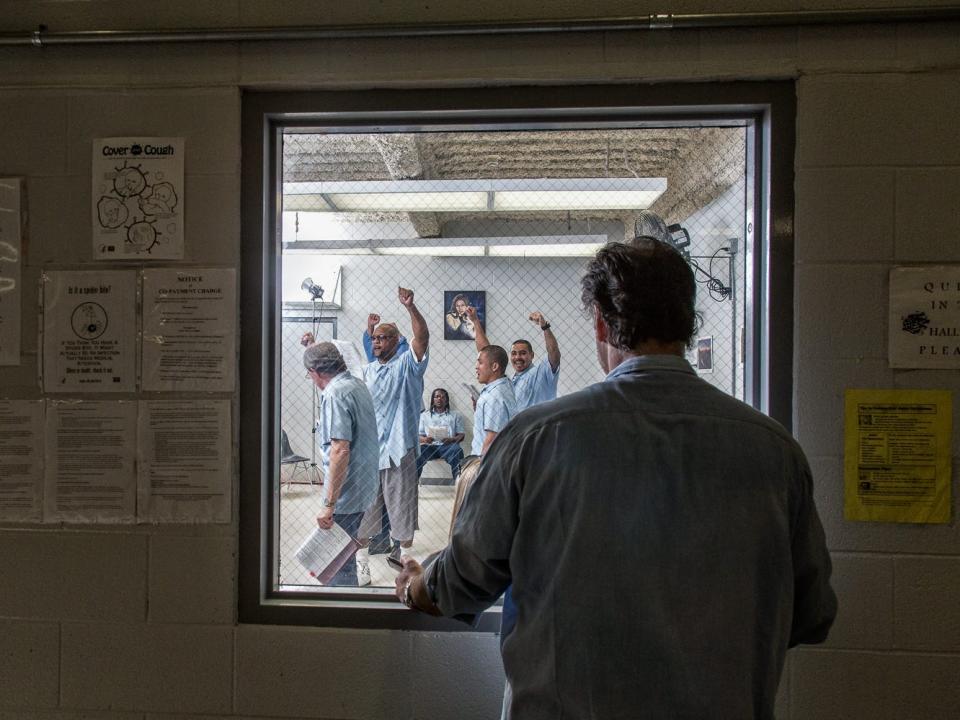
(2, 7, 960, 47)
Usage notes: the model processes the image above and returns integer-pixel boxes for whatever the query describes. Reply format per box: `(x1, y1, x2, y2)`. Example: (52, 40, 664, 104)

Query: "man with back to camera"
(356, 287, 429, 575)
(303, 342, 379, 587)
(395, 240, 837, 719)
(467, 306, 560, 410)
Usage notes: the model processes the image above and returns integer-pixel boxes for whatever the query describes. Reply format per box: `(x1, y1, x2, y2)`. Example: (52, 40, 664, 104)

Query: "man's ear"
(593, 307, 609, 344)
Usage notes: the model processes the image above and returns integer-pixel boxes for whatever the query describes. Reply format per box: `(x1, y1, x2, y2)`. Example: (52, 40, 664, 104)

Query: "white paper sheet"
(0, 400, 44, 522)
(44, 400, 137, 523)
(137, 399, 231, 523)
(141, 268, 236, 392)
(889, 266, 960, 369)
(0, 178, 23, 366)
(295, 525, 360, 584)
(41, 270, 137, 393)
(92, 137, 184, 260)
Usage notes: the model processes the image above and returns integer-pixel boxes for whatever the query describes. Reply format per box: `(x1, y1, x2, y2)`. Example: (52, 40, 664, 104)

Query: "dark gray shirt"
(425, 354, 836, 720)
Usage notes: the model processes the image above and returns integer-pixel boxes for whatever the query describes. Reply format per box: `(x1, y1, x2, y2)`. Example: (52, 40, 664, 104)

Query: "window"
(240, 84, 795, 628)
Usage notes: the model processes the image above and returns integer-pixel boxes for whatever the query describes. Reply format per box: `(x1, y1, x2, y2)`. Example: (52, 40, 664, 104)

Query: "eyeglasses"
(371, 334, 397, 342)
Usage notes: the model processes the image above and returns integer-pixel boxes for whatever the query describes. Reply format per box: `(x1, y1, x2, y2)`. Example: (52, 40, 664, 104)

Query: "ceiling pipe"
(2, 8, 960, 47)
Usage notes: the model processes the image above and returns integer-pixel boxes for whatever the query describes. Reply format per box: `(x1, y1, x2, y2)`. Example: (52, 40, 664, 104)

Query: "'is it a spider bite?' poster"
(92, 137, 184, 260)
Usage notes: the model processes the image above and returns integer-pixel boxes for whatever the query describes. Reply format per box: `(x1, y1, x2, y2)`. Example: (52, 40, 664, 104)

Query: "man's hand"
(300, 331, 316, 347)
(441, 436, 458, 444)
(395, 557, 425, 605)
(420, 435, 434, 445)
(398, 287, 415, 307)
(316, 505, 334, 530)
(366, 313, 380, 335)
(529, 311, 548, 328)
(465, 305, 478, 321)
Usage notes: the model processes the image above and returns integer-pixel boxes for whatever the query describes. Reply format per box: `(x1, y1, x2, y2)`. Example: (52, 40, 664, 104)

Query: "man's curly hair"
(581, 239, 697, 350)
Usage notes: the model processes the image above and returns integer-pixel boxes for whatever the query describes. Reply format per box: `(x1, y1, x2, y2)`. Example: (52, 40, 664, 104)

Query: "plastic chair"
(280, 429, 320, 488)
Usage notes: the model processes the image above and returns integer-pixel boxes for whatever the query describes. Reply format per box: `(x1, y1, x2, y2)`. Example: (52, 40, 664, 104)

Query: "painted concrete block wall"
(0, 4, 959, 719)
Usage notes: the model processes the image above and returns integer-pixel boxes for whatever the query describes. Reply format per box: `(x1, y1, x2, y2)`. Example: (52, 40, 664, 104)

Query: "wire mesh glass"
(276, 126, 749, 592)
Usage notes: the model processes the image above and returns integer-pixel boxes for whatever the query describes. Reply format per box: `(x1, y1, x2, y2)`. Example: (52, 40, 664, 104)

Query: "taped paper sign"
(844, 389, 952, 524)
(92, 137, 184, 259)
(0, 178, 23, 365)
(42, 270, 137, 393)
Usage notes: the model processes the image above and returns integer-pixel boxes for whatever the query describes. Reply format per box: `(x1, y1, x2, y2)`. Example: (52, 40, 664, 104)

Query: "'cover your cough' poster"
(92, 137, 184, 260)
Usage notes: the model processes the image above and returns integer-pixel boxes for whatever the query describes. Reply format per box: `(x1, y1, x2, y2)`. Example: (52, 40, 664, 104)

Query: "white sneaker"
(356, 558, 371, 587)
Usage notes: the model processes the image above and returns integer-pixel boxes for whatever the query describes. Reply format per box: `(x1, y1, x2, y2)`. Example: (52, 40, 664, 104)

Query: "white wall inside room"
(680, 177, 747, 400)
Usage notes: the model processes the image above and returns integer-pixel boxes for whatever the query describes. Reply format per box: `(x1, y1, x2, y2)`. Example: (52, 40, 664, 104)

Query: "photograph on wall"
(697, 336, 714, 373)
(444, 290, 485, 341)
(141, 267, 236, 392)
(41, 270, 137, 393)
(0, 178, 23, 366)
(92, 137, 184, 260)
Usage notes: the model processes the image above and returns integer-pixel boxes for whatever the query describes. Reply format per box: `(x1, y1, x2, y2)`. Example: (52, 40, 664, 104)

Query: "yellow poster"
(845, 389, 952, 523)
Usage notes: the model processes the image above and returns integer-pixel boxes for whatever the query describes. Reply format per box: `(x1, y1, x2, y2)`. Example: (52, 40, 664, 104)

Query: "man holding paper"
(304, 342, 379, 587)
(416, 388, 465, 481)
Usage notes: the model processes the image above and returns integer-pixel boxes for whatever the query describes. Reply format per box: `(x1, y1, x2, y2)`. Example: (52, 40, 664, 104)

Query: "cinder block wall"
(0, 3, 958, 718)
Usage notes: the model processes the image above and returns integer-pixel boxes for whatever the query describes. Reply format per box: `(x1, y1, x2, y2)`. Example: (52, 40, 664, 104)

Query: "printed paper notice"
(138, 400, 231, 523)
(141, 268, 236, 392)
(0, 400, 43, 522)
(0, 178, 23, 365)
(42, 270, 137, 393)
(92, 137, 184, 260)
(844, 389, 952, 524)
(889, 266, 960, 368)
(44, 400, 137, 523)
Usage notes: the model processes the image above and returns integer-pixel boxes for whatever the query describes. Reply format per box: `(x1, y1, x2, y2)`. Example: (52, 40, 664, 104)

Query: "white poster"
(0, 400, 44, 522)
(138, 400, 231, 523)
(0, 178, 23, 365)
(42, 270, 137, 393)
(44, 400, 137, 523)
(92, 137, 184, 260)
(889, 266, 960, 368)
(141, 268, 236, 392)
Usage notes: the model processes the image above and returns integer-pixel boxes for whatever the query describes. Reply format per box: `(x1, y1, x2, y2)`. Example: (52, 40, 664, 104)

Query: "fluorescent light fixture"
(488, 242, 605, 257)
(283, 177, 666, 213)
(375, 245, 486, 257)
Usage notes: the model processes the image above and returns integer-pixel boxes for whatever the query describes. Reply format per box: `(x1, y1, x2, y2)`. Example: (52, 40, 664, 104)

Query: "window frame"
(239, 82, 796, 629)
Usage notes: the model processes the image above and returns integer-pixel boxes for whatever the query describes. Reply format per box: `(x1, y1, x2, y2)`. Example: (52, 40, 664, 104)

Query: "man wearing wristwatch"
(467, 307, 561, 410)
(396, 241, 835, 718)
(304, 342, 379, 587)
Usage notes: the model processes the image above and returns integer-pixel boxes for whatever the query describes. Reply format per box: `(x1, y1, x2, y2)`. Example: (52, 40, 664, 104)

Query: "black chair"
(280, 429, 320, 488)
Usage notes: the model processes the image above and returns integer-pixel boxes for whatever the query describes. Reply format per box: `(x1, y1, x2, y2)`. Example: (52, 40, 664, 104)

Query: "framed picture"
(697, 336, 713, 373)
(444, 290, 485, 341)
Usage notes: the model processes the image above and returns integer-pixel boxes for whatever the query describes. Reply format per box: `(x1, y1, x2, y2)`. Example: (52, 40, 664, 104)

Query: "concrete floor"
(277, 481, 455, 590)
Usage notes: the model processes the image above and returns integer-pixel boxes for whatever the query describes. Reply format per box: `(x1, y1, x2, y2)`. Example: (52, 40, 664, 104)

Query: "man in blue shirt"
(416, 387, 466, 481)
(396, 240, 836, 719)
(471, 345, 517, 456)
(468, 306, 561, 410)
(303, 341, 379, 587)
(358, 287, 429, 568)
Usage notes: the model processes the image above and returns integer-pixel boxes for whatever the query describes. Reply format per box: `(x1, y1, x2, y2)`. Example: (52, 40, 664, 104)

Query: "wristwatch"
(322, 497, 336, 509)
(541, 322, 551, 330)
(402, 579, 414, 608)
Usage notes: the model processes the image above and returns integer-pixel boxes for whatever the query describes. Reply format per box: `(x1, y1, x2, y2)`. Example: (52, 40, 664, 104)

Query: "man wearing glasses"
(356, 287, 429, 578)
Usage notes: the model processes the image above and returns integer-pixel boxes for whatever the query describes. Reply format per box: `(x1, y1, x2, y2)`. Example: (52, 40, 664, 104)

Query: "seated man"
(416, 388, 465, 481)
